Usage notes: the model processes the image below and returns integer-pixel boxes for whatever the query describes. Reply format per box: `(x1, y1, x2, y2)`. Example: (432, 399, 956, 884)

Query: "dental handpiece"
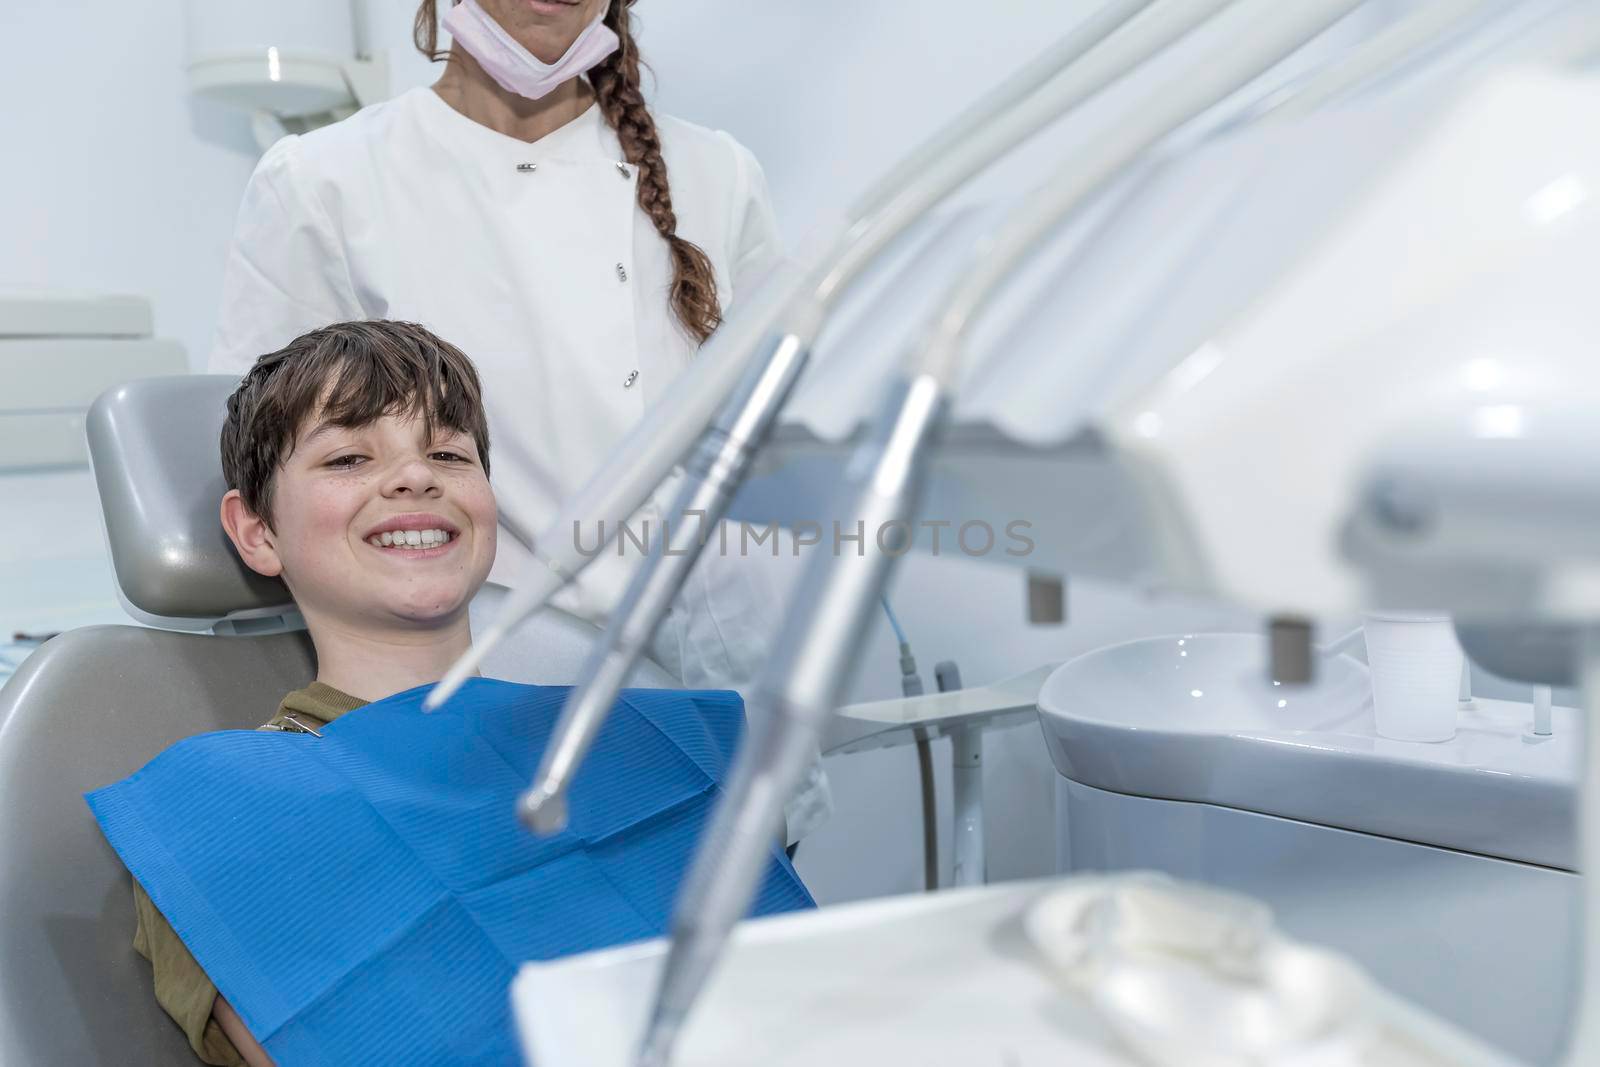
(519, 331, 814, 834)
(635, 0, 1377, 1054)
(424, 0, 1166, 713)
(635, 377, 946, 1067)
(515, 0, 1188, 813)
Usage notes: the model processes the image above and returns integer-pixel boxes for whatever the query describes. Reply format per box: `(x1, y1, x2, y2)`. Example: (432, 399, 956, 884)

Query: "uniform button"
(616, 263, 629, 282)
(624, 370, 639, 389)
(516, 162, 538, 173)
(616, 162, 631, 179)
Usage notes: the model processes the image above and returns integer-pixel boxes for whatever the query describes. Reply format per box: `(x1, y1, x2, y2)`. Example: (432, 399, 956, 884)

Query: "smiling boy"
(131, 320, 500, 1066)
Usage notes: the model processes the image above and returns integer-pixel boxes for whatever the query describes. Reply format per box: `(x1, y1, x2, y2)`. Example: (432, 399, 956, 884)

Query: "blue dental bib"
(87, 678, 812, 1065)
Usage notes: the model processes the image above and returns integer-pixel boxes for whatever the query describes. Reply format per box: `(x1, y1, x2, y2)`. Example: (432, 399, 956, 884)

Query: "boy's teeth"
(372, 528, 453, 549)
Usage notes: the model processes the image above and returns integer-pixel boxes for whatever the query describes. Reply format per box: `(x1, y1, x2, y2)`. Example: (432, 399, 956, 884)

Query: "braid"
(591, 2, 723, 344)
(413, 0, 448, 62)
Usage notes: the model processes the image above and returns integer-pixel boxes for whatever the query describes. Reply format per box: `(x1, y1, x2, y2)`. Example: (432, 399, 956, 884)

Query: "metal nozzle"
(517, 646, 634, 836)
(518, 782, 569, 835)
(519, 330, 815, 835)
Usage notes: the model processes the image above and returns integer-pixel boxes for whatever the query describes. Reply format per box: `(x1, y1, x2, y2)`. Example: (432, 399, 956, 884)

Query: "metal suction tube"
(636, 374, 947, 1067)
(632, 0, 1372, 1062)
(508, 2, 1268, 828)
(512, 0, 1292, 842)
(519, 329, 811, 831)
(517, 0, 1273, 830)
(426, 0, 1205, 711)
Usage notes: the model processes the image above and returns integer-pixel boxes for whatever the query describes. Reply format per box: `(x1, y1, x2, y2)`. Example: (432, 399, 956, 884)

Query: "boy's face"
(224, 407, 497, 631)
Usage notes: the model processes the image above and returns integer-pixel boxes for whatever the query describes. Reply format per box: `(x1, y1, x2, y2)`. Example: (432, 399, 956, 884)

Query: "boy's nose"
(381, 457, 444, 498)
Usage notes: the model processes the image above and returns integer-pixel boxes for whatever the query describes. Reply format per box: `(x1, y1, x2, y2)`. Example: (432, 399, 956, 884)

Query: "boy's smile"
(226, 408, 498, 632)
(364, 512, 462, 556)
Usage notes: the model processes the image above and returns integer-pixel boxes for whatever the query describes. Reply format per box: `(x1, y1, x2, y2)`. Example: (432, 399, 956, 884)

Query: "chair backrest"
(0, 375, 674, 1065)
(88, 375, 295, 631)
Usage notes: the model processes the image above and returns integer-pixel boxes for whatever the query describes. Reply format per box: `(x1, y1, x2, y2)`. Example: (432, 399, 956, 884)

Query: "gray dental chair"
(0, 375, 675, 1066)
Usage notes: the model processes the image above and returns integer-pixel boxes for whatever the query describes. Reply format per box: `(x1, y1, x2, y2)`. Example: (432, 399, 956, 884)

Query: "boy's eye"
(430, 450, 472, 464)
(327, 454, 366, 469)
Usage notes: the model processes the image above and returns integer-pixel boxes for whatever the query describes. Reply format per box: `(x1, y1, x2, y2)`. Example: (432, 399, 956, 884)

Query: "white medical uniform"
(207, 86, 829, 841)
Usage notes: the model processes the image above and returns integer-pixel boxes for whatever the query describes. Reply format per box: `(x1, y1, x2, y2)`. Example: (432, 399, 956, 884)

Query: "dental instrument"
(503, 0, 1279, 835)
(635, 0, 1600, 1048)
(633, 2, 1372, 1062)
(502, 4, 1600, 1062)
(428, 0, 1240, 713)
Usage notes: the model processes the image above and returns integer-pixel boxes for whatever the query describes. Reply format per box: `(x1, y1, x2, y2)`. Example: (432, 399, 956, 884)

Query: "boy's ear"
(220, 489, 284, 578)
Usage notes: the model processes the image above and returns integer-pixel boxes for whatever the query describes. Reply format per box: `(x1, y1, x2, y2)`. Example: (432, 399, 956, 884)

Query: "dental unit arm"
(629, 5, 1600, 1064)
(425, 0, 1253, 712)
(508, 0, 1296, 834)
(631, 1, 1381, 1063)
(494, 0, 1560, 786)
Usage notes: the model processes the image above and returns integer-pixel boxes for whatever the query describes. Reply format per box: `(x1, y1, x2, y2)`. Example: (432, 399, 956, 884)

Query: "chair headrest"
(87, 375, 296, 631)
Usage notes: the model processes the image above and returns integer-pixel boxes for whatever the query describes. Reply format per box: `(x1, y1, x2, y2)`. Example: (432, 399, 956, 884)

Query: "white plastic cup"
(1362, 612, 1461, 742)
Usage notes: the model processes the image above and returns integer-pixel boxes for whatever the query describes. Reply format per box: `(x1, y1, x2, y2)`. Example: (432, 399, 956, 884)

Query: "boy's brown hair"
(221, 320, 491, 527)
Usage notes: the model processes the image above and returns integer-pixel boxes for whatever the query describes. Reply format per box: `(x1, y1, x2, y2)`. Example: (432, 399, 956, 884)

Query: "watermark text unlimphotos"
(572, 511, 1035, 559)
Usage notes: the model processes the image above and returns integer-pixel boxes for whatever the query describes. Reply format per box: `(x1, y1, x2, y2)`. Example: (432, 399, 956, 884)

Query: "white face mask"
(442, 0, 620, 102)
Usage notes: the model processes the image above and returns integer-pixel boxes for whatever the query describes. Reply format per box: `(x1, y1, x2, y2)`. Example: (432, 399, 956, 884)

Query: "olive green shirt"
(130, 681, 367, 1065)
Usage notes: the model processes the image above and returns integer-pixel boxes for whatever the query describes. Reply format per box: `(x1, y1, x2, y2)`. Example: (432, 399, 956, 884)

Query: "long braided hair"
(415, 1, 723, 344)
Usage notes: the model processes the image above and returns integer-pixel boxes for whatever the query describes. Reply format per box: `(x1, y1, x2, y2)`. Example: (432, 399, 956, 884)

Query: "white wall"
(0, 0, 440, 364)
(0, 2, 262, 363)
(0, 2, 259, 647)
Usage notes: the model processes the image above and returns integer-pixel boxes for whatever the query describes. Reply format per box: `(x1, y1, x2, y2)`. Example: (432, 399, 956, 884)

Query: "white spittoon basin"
(1036, 633, 1578, 1064)
(1038, 633, 1575, 870)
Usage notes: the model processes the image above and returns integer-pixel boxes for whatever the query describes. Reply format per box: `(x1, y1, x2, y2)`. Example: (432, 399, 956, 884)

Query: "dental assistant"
(207, 0, 829, 842)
